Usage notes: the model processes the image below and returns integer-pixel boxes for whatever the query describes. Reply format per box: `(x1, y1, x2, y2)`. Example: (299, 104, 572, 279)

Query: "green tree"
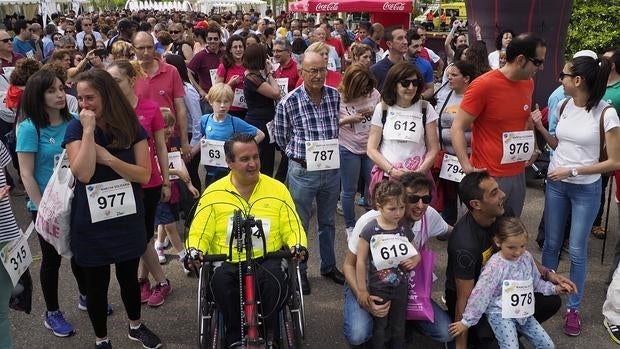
(566, 0, 620, 56)
(89, 0, 127, 11)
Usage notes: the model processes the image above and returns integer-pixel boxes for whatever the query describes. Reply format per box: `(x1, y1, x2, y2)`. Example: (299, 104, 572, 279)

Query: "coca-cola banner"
(289, 0, 412, 13)
(465, 0, 574, 107)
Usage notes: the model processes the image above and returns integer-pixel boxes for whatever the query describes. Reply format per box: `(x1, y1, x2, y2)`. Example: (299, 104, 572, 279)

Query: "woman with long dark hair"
(63, 69, 162, 349)
(215, 34, 247, 119)
(536, 56, 620, 336)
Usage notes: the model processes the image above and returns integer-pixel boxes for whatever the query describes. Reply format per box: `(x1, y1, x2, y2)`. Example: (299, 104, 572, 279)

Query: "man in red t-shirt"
(187, 27, 224, 114)
(451, 33, 546, 217)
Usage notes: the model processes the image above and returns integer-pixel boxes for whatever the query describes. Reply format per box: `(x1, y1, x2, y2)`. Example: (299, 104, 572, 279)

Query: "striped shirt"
(0, 141, 20, 243)
(273, 84, 341, 160)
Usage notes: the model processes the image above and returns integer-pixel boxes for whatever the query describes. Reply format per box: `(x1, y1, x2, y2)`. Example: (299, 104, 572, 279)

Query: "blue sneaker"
(44, 311, 74, 337)
(78, 294, 113, 316)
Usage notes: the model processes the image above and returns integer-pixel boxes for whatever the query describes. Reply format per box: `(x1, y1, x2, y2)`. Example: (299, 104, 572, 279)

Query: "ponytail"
(571, 56, 612, 112)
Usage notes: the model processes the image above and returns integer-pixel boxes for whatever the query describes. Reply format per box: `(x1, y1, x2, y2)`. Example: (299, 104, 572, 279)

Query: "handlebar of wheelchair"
(202, 254, 228, 262)
(265, 250, 294, 260)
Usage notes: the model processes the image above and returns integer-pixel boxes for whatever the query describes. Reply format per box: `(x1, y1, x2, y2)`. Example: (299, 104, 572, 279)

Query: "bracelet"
(542, 267, 555, 281)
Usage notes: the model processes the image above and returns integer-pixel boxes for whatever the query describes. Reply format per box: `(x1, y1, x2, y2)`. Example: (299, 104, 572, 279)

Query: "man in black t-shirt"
(445, 171, 575, 349)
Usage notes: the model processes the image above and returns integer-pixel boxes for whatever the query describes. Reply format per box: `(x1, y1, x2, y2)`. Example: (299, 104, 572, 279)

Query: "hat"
(193, 21, 209, 30)
(118, 19, 139, 31)
(573, 50, 598, 59)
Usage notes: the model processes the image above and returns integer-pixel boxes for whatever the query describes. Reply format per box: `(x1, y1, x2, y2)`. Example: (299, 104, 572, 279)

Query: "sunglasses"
(526, 56, 544, 67)
(408, 195, 432, 204)
(398, 79, 419, 88)
(559, 72, 577, 80)
(206, 37, 220, 41)
(169, 30, 181, 34)
(0, 38, 10, 43)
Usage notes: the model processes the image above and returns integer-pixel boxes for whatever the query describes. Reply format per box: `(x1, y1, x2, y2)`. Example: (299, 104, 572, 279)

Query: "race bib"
(167, 151, 184, 180)
(501, 131, 535, 164)
(439, 154, 465, 182)
(383, 109, 423, 143)
(369, 234, 417, 271)
(209, 69, 218, 85)
(53, 152, 70, 169)
(305, 139, 340, 171)
(501, 279, 535, 319)
(276, 78, 289, 98)
(86, 179, 137, 223)
(327, 57, 337, 71)
(0, 223, 34, 286)
(226, 216, 271, 253)
(200, 139, 227, 167)
(232, 88, 247, 109)
(345, 106, 372, 134)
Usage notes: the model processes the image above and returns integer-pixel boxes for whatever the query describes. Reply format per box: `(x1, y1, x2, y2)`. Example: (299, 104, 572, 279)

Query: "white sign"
(200, 139, 227, 167)
(3, 67, 14, 79)
(226, 216, 271, 253)
(369, 234, 417, 271)
(327, 57, 337, 71)
(86, 179, 137, 223)
(501, 130, 535, 164)
(53, 152, 70, 169)
(353, 113, 372, 134)
(266, 121, 275, 144)
(305, 139, 340, 171)
(383, 109, 423, 143)
(276, 78, 289, 98)
(439, 154, 465, 182)
(209, 69, 218, 85)
(1, 223, 34, 286)
(232, 88, 247, 109)
(501, 279, 535, 319)
(167, 151, 184, 180)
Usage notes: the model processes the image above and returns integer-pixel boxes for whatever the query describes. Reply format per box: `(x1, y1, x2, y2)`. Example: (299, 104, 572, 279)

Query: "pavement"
(6, 170, 620, 349)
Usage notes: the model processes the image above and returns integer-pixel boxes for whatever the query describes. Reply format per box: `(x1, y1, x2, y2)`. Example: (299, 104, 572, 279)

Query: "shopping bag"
(35, 149, 74, 258)
(406, 216, 435, 322)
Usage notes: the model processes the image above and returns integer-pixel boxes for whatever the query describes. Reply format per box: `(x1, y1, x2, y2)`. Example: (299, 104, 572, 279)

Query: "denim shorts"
(154, 201, 179, 226)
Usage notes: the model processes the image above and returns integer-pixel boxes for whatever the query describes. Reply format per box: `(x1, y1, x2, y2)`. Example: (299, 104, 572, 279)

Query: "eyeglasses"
(559, 72, 577, 80)
(66, 30, 75, 34)
(302, 67, 328, 75)
(0, 38, 10, 43)
(526, 56, 544, 67)
(273, 49, 288, 53)
(408, 195, 432, 204)
(398, 79, 419, 88)
(206, 37, 220, 41)
(169, 31, 181, 34)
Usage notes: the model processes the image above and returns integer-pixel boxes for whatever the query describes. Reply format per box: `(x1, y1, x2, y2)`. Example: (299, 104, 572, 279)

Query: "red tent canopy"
(288, 0, 412, 13)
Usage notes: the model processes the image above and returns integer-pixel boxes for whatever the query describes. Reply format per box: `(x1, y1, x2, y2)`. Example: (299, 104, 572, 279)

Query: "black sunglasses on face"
(399, 79, 419, 88)
(559, 72, 577, 80)
(408, 195, 432, 204)
(0, 38, 10, 43)
(170, 31, 181, 34)
(526, 56, 544, 67)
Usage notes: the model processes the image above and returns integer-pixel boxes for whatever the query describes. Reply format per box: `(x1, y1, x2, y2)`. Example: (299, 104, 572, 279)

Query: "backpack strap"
(380, 101, 388, 126)
(421, 100, 428, 127)
(559, 98, 570, 118)
(600, 105, 612, 162)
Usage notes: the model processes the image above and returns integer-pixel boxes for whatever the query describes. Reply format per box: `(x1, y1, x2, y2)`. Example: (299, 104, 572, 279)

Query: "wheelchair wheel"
(290, 264, 306, 340)
(198, 265, 224, 349)
(279, 304, 302, 349)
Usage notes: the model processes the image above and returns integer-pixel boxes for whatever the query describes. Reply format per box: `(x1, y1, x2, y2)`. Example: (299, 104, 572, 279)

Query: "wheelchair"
(195, 212, 306, 349)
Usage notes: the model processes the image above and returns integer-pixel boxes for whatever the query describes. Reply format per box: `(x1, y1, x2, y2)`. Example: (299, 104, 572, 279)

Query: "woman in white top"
(367, 62, 439, 200)
(488, 29, 514, 69)
(534, 55, 620, 335)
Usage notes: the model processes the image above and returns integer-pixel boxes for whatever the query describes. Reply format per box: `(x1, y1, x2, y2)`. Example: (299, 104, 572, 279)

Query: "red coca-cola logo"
(315, 2, 339, 11)
(383, 2, 405, 11)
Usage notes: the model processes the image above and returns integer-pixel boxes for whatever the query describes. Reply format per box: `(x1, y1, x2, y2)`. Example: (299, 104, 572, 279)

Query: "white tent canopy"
(201, 0, 267, 14)
(125, 0, 193, 11)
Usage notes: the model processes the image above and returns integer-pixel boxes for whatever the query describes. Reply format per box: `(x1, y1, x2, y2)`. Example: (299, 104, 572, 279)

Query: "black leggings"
(83, 258, 141, 338)
(33, 212, 87, 311)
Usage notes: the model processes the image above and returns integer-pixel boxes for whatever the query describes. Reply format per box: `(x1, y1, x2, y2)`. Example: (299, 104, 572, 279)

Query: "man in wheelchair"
(185, 133, 308, 348)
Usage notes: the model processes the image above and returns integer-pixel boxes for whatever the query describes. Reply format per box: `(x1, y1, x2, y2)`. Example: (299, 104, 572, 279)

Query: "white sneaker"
(336, 201, 344, 216)
(163, 236, 171, 249)
(156, 246, 166, 264)
(345, 227, 354, 238)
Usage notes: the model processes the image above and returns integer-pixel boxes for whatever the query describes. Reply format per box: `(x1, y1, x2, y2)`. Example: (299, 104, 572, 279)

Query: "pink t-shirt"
(339, 89, 381, 154)
(216, 63, 246, 112)
(135, 98, 165, 188)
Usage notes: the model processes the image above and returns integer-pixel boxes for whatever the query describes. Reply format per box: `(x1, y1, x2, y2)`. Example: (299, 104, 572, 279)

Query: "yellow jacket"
(187, 173, 307, 262)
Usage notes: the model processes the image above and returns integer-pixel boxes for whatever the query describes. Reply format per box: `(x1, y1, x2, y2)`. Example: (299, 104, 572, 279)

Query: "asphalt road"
(6, 172, 620, 349)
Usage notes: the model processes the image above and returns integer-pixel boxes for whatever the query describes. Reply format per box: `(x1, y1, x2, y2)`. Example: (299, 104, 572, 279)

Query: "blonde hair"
(207, 82, 234, 103)
(305, 41, 329, 55)
(495, 217, 528, 244)
(110, 41, 135, 60)
(107, 59, 146, 80)
(160, 107, 175, 128)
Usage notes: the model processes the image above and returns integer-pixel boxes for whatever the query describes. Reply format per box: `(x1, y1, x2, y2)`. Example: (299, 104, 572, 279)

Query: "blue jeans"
(339, 146, 373, 228)
(542, 178, 601, 310)
(0, 242, 13, 349)
(487, 313, 554, 349)
(343, 283, 455, 348)
(287, 161, 340, 274)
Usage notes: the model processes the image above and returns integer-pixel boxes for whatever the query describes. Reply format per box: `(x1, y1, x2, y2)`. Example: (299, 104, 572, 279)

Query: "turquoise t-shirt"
(15, 117, 73, 211)
(199, 113, 258, 140)
(604, 80, 620, 111)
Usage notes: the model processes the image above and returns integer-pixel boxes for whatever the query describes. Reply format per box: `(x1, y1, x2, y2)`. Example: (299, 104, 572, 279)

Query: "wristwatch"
(569, 168, 579, 177)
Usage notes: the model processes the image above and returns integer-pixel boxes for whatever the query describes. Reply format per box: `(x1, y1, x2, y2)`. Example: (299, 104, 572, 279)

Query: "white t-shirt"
(550, 98, 620, 184)
(347, 206, 449, 254)
(371, 102, 439, 164)
(488, 50, 500, 70)
(425, 47, 441, 64)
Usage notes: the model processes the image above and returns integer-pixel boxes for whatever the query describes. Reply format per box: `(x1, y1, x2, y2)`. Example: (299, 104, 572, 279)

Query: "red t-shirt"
(216, 62, 246, 112)
(187, 48, 224, 92)
(459, 69, 534, 177)
(295, 70, 342, 89)
(135, 98, 165, 188)
(274, 59, 299, 93)
(326, 37, 345, 58)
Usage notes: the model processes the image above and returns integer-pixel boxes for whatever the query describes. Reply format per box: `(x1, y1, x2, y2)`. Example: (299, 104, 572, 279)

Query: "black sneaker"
(128, 324, 162, 349)
(95, 339, 112, 349)
(604, 319, 620, 345)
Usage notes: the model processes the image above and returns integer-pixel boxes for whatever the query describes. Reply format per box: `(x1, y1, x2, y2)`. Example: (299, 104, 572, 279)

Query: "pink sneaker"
(138, 278, 151, 304)
(148, 279, 172, 307)
(564, 309, 582, 336)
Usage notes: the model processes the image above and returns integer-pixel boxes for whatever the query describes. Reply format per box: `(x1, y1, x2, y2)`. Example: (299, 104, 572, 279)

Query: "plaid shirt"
(274, 84, 341, 160)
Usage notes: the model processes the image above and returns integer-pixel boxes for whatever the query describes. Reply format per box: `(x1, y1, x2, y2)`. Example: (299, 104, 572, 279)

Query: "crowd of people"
(0, 6, 619, 349)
